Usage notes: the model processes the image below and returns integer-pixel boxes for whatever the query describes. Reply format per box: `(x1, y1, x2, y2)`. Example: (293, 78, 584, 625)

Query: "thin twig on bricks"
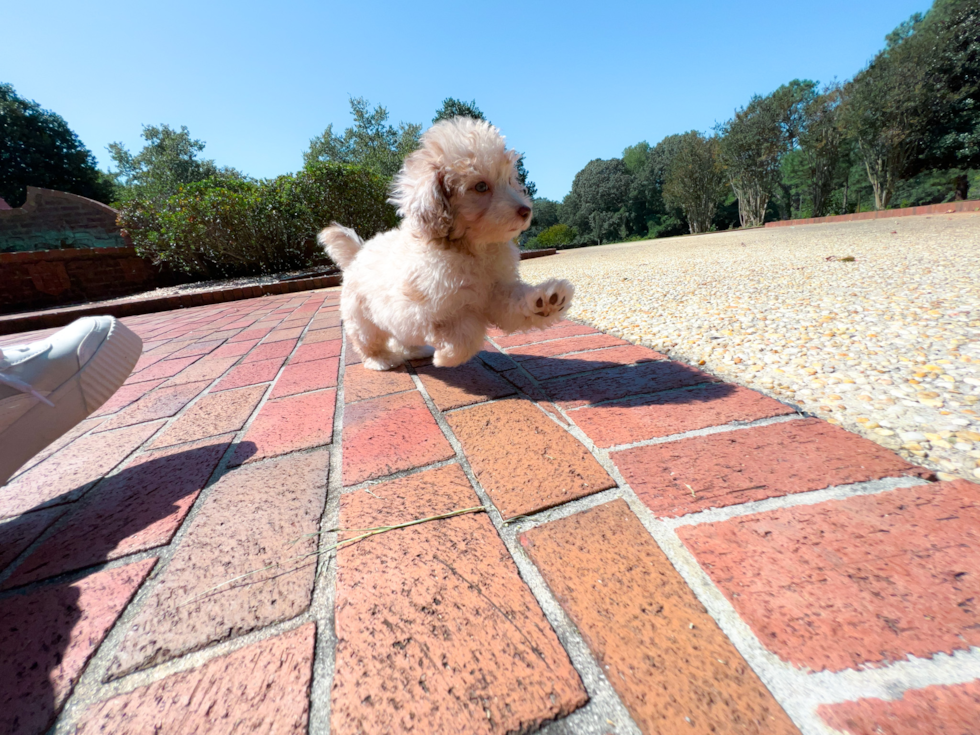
(178, 506, 487, 607)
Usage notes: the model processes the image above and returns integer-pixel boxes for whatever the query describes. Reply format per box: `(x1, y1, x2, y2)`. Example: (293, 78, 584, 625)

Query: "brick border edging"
(0, 274, 342, 336)
(519, 248, 557, 259)
(764, 199, 980, 228)
(0, 249, 558, 336)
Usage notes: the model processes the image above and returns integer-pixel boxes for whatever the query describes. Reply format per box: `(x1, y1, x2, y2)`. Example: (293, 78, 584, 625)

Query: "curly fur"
(318, 117, 575, 371)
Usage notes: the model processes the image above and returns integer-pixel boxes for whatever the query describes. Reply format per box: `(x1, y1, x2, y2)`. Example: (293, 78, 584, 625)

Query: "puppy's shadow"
(0, 439, 256, 735)
(465, 351, 738, 409)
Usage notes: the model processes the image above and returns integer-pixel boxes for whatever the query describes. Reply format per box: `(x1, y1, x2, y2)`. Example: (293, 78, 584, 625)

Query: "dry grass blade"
(178, 505, 487, 607)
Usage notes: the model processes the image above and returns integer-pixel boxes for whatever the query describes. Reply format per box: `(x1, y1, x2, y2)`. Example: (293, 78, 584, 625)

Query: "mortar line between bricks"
(339, 457, 460, 493)
(47, 296, 331, 733)
(603, 412, 806, 452)
(307, 315, 349, 735)
(59, 609, 317, 719)
(662, 474, 933, 528)
(531, 368, 980, 734)
(406, 364, 643, 735)
(504, 341, 636, 361)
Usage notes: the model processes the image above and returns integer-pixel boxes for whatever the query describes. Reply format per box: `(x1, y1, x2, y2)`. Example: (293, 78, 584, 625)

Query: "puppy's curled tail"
(317, 224, 363, 271)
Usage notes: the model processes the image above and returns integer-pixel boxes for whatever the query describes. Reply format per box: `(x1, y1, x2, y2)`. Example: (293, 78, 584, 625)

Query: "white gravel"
(520, 214, 980, 483)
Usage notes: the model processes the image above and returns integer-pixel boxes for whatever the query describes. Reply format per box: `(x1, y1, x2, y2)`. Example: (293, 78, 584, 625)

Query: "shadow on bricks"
(0, 441, 256, 735)
(446, 354, 735, 409)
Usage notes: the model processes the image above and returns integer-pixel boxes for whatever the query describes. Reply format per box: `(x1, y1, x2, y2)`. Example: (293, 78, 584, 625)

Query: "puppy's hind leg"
(344, 300, 403, 371)
(431, 312, 485, 368)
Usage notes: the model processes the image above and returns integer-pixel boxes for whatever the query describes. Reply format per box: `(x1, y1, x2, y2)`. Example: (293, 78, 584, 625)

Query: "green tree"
(622, 141, 652, 174)
(718, 91, 787, 227)
(663, 132, 727, 234)
(561, 158, 631, 245)
(305, 97, 421, 179)
(432, 97, 484, 124)
(108, 124, 238, 204)
(839, 11, 934, 210)
(905, 0, 980, 174)
(797, 84, 845, 217)
(537, 223, 578, 249)
(0, 83, 114, 207)
(431, 97, 537, 198)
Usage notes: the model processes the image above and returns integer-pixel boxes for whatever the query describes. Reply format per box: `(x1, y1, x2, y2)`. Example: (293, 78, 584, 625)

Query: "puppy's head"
(391, 117, 532, 245)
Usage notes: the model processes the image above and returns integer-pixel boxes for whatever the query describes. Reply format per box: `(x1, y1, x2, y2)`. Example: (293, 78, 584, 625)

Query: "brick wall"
(0, 187, 128, 253)
(0, 247, 169, 314)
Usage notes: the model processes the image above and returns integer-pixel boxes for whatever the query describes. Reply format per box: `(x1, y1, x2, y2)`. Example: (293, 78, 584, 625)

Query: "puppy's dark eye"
(474, 182, 489, 193)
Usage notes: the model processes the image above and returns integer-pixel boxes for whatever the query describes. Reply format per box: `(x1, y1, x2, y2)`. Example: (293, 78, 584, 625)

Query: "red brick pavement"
(1, 292, 977, 734)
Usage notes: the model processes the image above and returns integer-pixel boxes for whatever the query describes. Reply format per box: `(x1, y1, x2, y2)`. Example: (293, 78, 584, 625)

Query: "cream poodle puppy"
(318, 117, 574, 371)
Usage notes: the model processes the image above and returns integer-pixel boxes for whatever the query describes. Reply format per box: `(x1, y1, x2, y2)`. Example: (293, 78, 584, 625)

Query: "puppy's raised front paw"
(525, 279, 574, 321)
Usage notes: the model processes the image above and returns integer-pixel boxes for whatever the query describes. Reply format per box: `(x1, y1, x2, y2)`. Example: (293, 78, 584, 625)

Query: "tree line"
(2, 0, 975, 252)
(0, 90, 531, 210)
(525, 0, 979, 248)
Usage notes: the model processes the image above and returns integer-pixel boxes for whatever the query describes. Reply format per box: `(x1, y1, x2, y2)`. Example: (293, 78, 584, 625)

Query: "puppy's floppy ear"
(390, 144, 453, 240)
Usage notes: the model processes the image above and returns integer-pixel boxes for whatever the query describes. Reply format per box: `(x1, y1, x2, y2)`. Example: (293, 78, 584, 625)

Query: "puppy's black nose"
(517, 206, 531, 219)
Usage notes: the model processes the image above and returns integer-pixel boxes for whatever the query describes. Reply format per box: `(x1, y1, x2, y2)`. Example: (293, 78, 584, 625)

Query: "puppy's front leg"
(489, 278, 574, 333)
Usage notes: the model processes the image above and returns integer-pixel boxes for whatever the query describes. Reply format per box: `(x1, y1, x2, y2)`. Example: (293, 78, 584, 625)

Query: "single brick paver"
(416, 360, 516, 410)
(571, 383, 797, 447)
(544, 359, 717, 408)
(1, 421, 163, 518)
(332, 464, 587, 733)
(0, 559, 156, 735)
(447, 398, 615, 518)
(229, 326, 273, 343)
(522, 500, 799, 734)
(301, 326, 343, 344)
(519, 344, 665, 381)
(240, 339, 297, 363)
(149, 384, 265, 449)
(817, 679, 980, 735)
(109, 450, 328, 678)
(499, 366, 551, 401)
(127, 355, 202, 383)
(264, 326, 305, 343)
(76, 624, 316, 735)
(230, 389, 336, 465)
(0, 505, 68, 572)
(507, 332, 629, 361)
(289, 339, 342, 363)
(679, 480, 980, 671)
(4, 436, 231, 588)
(95, 380, 211, 432)
(209, 339, 259, 358)
(163, 355, 239, 386)
(476, 341, 517, 372)
(9, 416, 104, 479)
(494, 320, 598, 348)
(91, 381, 164, 416)
(167, 338, 227, 359)
(615, 417, 934, 517)
(342, 363, 415, 403)
(213, 355, 286, 391)
(270, 357, 339, 398)
(342, 390, 454, 485)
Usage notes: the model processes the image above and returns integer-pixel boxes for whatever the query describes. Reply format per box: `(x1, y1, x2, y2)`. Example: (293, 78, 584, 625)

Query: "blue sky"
(3, 0, 929, 201)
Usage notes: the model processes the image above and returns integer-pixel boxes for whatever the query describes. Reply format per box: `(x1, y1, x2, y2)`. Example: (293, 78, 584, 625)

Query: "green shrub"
(536, 223, 578, 249)
(118, 162, 397, 278)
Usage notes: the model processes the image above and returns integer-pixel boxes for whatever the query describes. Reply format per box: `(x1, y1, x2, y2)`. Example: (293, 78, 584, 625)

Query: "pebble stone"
(521, 215, 980, 482)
